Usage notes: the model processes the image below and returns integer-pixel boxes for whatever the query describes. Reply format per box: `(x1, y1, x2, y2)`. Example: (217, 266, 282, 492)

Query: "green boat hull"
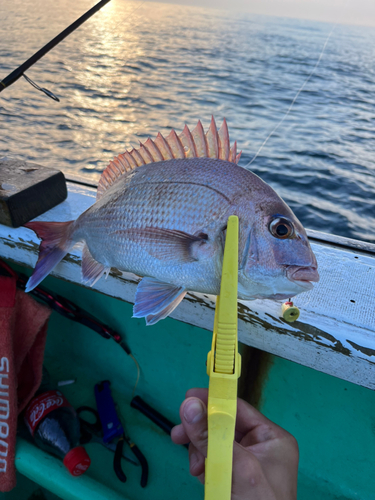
(1, 267, 374, 500)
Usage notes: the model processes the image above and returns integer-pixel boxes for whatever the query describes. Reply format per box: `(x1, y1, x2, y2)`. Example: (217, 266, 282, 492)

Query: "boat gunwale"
(0, 178, 374, 390)
(64, 175, 375, 256)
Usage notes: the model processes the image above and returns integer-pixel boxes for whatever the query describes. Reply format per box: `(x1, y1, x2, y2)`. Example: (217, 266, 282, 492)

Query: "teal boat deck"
(0, 270, 373, 500)
(0, 179, 374, 499)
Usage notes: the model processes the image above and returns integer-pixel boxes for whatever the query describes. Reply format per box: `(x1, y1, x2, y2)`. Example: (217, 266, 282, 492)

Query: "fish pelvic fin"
(96, 116, 242, 201)
(24, 220, 75, 292)
(133, 277, 186, 325)
(81, 243, 110, 287)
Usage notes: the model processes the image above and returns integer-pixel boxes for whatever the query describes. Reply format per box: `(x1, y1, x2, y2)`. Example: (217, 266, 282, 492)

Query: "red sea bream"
(25, 118, 319, 324)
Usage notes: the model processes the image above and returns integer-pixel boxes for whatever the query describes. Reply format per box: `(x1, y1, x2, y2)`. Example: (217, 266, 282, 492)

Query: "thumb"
(180, 397, 208, 457)
(180, 398, 275, 498)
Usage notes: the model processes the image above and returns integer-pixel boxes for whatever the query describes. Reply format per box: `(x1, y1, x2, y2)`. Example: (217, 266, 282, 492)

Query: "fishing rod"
(0, 0, 112, 100)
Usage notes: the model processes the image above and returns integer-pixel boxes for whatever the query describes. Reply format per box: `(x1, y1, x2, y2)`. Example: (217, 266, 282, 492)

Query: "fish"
(24, 117, 319, 325)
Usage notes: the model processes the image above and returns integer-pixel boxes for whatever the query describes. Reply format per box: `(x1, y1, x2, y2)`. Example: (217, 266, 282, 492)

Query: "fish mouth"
(286, 266, 320, 288)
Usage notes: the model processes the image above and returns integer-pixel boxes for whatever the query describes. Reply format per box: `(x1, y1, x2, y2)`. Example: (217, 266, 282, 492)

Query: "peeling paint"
(347, 340, 375, 358)
(0, 182, 374, 389)
(181, 293, 355, 357)
(3, 241, 16, 249)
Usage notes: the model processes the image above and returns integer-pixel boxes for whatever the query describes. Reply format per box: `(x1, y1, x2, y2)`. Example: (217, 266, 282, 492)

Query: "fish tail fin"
(24, 220, 75, 292)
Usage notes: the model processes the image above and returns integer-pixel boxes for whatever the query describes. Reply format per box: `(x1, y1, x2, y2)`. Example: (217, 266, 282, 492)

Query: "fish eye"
(269, 217, 294, 239)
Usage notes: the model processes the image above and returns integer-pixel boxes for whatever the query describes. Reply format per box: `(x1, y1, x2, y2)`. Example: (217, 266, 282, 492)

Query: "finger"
(231, 441, 277, 499)
(184, 390, 275, 443)
(188, 442, 205, 477)
(239, 434, 299, 500)
(185, 391, 280, 438)
(180, 397, 208, 458)
(235, 398, 285, 442)
(241, 431, 299, 472)
(171, 389, 208, 445)
(185, 387, 208, 406)
(171, 423, 190, 445)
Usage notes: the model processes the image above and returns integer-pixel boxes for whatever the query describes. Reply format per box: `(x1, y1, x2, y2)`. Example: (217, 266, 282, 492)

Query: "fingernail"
(184, 399, 204, 424)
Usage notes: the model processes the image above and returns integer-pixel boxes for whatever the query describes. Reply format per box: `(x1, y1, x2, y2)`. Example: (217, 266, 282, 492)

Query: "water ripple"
(0, 0, 375, 243)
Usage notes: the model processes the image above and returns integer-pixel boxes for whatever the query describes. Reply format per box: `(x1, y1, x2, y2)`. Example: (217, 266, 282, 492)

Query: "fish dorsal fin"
(97, 116, 242, 200)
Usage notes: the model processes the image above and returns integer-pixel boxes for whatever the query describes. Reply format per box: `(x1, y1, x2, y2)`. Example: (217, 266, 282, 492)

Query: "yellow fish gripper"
(205, 215, 242, 500)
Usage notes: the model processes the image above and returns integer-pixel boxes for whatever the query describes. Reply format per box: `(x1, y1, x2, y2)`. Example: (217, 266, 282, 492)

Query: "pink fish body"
(25, 118, 319, 324)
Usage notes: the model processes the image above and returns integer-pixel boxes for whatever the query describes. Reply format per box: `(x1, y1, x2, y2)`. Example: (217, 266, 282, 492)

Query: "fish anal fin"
(133, 277, 186, 325)
(114, 227, 207, 263)
(97, 118, 241, 200)
(81, 243, 109, 286)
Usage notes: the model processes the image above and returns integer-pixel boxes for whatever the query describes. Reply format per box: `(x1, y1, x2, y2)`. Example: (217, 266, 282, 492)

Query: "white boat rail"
(0, 179, 374, 390)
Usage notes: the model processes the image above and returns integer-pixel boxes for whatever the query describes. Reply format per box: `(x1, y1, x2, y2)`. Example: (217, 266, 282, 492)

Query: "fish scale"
(77, 159, 234, 288)
(87, 160, 237, 232)
(25, 118, 319, 325)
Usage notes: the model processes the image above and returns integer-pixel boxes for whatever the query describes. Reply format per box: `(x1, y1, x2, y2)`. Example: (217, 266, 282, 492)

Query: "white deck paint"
(0, 182, 374, 389)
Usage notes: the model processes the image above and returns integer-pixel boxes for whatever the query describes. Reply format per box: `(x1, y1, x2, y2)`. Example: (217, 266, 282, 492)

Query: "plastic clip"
(205, 216, 241, 500)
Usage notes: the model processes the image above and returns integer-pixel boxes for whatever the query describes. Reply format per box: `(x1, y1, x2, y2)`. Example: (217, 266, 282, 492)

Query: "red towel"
(0, 269, 51, 492)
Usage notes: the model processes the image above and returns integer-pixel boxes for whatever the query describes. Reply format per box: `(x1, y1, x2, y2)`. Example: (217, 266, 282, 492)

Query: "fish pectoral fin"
(81, 243, 110, 286)
(133, 277, 186, 325)
(115, 227, 208, 263)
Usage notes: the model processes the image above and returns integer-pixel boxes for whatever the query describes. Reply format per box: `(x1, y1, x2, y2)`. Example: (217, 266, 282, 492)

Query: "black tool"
(131, 395, 189, 450)
(77, 406, 138, 466)
(94, 381, 148, 487)
(0, 0, 112, 99)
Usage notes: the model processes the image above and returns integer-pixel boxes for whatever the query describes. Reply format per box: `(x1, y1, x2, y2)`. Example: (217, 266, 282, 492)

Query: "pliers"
(77, 406, 139, 466)
(94, 380, 148, 487)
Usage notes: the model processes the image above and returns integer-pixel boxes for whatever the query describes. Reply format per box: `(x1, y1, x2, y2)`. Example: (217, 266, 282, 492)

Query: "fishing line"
(0, 0, 113, 97)
(56, 0, 147, 136)
(22, 74, 60, 102)
(245, 23, 337, 167)
(0, 0, 145, 103)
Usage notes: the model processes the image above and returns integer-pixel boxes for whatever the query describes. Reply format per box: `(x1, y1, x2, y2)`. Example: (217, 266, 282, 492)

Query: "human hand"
(171, 388, 298, 500)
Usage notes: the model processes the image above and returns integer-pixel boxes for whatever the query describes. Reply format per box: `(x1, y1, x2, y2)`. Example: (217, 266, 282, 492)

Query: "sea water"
(1, 0, 375, 243)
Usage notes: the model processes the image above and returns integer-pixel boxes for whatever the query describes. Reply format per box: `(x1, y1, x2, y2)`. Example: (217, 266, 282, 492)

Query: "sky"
(147, 0, 375, 27)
